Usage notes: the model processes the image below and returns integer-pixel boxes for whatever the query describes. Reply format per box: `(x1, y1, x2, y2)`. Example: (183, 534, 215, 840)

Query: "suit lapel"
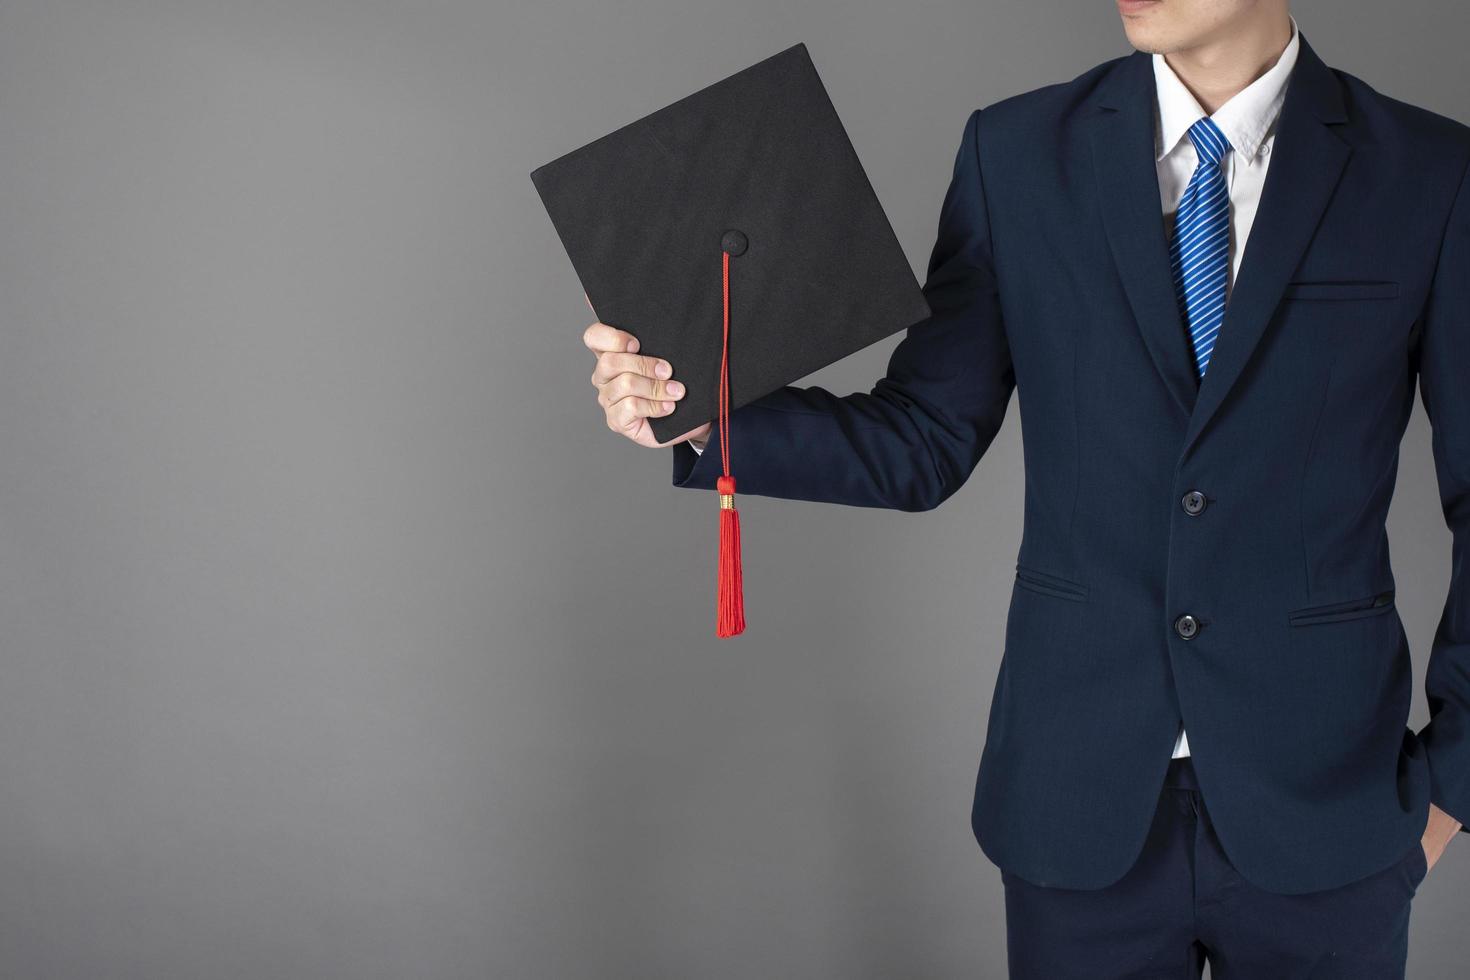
(1088, 32, 1351, 448)
(1179, 32, 1350, 455)
(1091, 49, 1199, 417)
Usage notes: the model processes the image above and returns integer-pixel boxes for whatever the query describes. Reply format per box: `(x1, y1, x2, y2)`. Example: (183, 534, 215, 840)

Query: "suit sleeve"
(669, 107, 1015, 513)
(1413, 149, 1470, 832)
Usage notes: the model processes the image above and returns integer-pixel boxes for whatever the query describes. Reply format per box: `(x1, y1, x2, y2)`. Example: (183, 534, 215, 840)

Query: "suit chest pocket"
(1281, 280, 1399, 302)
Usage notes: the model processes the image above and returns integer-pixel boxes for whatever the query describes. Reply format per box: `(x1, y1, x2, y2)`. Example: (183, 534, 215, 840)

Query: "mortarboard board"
(530, 42, 931, 637)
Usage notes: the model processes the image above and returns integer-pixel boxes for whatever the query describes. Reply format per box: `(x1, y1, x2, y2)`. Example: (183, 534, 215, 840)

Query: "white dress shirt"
(1155, 16, 1299, 757)
(690, 18, 1302, 761)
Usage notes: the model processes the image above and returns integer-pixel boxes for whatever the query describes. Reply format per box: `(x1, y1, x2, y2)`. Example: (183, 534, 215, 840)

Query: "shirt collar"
(1152, 14, 1300, 164)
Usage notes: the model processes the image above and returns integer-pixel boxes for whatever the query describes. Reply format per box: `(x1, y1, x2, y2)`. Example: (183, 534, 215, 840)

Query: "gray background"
(0, 1, 1464, 977)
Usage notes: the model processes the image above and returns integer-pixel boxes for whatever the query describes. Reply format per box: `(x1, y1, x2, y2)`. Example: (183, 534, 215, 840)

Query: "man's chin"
(1121, 28, 1178, 56)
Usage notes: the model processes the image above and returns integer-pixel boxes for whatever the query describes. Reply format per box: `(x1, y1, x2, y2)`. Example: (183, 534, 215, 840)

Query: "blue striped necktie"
(1169, 116, 1233, 378)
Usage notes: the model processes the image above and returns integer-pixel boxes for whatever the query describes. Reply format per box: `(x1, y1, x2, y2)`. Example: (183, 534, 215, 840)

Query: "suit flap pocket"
(1282, 280, 1399, 301)
(1288, 590, 1395, 626)
(1014, 564, 1089, 602)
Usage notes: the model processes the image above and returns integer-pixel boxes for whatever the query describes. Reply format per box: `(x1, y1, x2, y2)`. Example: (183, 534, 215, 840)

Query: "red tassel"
(716, 475, 745, 637)
(715, 250, 745, 637)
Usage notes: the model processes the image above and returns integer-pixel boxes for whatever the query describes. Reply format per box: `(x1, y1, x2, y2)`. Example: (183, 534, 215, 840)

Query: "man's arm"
(672, 108, 1015, 513)
(1413, 148, 1470, 841)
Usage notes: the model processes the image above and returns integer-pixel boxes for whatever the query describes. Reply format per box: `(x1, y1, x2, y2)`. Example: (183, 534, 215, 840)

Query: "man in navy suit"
(583, 1, 1467, 974)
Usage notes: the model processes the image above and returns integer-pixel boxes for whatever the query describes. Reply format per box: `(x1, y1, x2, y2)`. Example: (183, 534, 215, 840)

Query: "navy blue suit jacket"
(671, 31, 1470, 895)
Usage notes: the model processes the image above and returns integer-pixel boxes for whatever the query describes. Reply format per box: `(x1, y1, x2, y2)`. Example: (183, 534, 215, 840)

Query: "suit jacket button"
(1175, 614, 1200, 639)
(1182, 490, 1207, 516)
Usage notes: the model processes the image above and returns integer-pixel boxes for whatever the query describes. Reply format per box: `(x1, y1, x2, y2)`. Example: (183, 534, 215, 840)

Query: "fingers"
(596, 369, 684, 409)
(582, 316, 686, 443)
(583, 321, 640, 355)
(606, 393, 678, 433)
(590, 350, 673, 386)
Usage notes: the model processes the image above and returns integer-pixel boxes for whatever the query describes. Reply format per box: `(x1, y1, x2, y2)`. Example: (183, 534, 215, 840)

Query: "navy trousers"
(1000, 757, 1429, 978)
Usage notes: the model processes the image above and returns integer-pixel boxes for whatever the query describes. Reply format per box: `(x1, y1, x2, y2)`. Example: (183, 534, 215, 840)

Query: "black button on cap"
(721, 229, 748, 256)
(1182, 490, 1207, 516)
(1175, 614, 1200, 640)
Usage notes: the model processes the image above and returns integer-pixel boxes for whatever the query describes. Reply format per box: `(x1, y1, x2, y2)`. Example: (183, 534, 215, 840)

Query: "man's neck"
(1162, 14, 1294, 114)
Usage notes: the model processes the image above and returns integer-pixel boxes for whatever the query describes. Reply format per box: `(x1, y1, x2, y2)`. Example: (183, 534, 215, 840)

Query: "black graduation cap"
(530, 42, 930, 636)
